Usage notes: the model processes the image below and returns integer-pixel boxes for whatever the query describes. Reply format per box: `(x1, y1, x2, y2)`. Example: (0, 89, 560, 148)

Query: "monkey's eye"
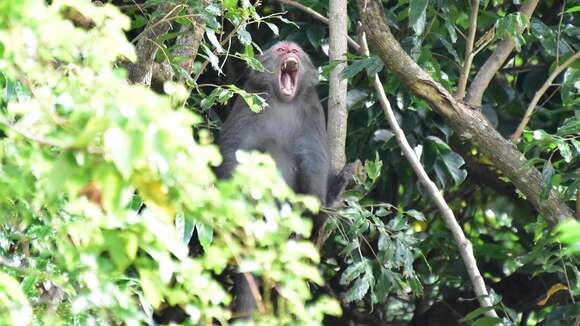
(290, 49, 298, 54)
(277, 48, 284, 53)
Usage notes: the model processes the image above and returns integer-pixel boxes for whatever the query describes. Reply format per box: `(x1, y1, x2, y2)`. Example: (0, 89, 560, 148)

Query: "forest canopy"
(0, 0, 578, 325)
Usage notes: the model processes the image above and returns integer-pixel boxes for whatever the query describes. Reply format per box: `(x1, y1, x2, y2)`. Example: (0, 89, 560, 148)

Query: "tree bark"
(327, 0, 349, 175)
(128, 3, 179, 85)
(128, 2, 207, 87)
(357, 0, 573, 225)
(171, 4, 207, 82)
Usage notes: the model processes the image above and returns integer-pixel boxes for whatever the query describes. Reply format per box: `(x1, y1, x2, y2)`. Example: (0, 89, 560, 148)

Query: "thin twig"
(455, 0, 479, 99)
(0, 121, 62, 148)
(357, 22, 499, 319)
(511, 52, 579, 143)
(0, 120, 103, 154)
(556, 1, 566, 65)
(274, 0, 361, 52)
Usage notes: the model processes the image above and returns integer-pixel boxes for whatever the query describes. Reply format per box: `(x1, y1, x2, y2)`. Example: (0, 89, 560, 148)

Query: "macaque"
(216, 41, 329, 317)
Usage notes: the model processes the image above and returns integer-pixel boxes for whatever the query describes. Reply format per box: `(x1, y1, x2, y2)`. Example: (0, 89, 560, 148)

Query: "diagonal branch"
(465, 0, 540, 106)
(274, 0, 361, 52)
(357, 0, 573, 224)
(511, 52, 580, 143)
(455, 0, 479, 100)
(357, 23, 499, 319)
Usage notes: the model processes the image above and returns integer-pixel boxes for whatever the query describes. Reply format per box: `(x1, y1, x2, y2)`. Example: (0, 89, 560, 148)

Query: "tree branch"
(465, 0, 540, 106)
(326, 0, 349, 174)
(171, 5, 206, 82)
(357, 0, 573, 224)
(127, 4, 182, 85)
(455, 0, 479, 100)
(150, 2, 208, 88)
(274, 0, 361, 52)
(357, 23, 498, 318)
(511, 52, 579, 143)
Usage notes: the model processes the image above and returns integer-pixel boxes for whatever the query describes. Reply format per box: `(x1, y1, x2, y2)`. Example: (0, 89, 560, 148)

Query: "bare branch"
(511, 52, 580, 143)
(465, 0, 540, 106)
(274, 0, 361, 52)
(357, 23, 498, 318)
(455, 0, 479, 99)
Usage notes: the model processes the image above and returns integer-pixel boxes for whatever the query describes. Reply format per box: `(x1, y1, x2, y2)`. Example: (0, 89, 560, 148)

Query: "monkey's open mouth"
(279, 57, 298, 97)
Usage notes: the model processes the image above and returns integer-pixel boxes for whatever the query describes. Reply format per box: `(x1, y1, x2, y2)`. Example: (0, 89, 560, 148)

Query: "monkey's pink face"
(275, 43, 301, 100)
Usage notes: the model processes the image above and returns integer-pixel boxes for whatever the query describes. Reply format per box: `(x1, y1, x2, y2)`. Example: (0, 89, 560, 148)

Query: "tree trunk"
(326, 0, 349, 175)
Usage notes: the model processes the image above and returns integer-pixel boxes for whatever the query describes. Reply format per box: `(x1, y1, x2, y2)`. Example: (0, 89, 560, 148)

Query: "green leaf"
(530, 18, 558, 56)
(130, 15, 147, 30)
(201, 87, 234, 110)
(557, 117, 580, 136)
(344, 272, 372, 302)
(0, 272, 32, 324)
(264, 22, 279, 36)
(176, 213, 195, 246)
(472, 317, 504, 326)
(205, 28, 224, 53)
(365, 152, 383, 181)
(405, 210, 425, 221)
(201, 43, 222, 74)
(104, 230, 138, 271)
(223, 0, 238, 12)
(195, 222, 214, 249)
(557, 141, 573, 163)
(444, 20, 458, 43)
(227, 85, 267, 112)
(139, 270, 163, 308)
(409, 0, 429, 35)
(571, 139, 580, 155)
(378, 232, 391, 252)
(460, 306, 499, 322)
(441, 151, 467, 185)
(104, 127, 143, 180)
(237, 26, 252, 45)
(339, 261, 366, 286)
(341, 56, 384, 79)
(239, 45, 265, 72)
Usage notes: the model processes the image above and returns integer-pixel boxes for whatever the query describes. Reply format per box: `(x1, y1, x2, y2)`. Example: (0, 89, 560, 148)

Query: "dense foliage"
(0, 0, 578, 325)
(0, 1, 338, 324)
